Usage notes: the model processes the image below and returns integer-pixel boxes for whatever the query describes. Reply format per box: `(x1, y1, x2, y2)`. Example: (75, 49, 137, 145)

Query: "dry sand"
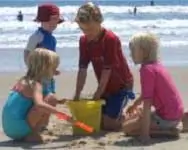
(0, 67, 188, 150)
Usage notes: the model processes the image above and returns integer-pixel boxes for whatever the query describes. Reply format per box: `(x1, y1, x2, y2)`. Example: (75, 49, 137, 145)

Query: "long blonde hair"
(24, 48, 59, 87)
(129, 32, 159, 64)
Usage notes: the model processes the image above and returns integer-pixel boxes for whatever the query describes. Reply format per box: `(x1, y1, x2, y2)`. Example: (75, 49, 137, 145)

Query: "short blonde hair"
(26, 48, 60, 82)
(129, 32, 159, 63)
(75, 2, 103, 23)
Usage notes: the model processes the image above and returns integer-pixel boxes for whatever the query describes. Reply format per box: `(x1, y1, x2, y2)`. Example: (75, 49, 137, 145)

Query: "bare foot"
(25, 133, 58, 143)
(24, 133, 44, 143)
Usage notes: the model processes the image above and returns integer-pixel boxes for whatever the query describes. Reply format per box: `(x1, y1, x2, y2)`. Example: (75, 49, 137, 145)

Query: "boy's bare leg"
(101, 115, 122, 131)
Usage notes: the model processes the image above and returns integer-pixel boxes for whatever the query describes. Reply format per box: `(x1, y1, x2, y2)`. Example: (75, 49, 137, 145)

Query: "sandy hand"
(57, 99, 68, 104)
(54, 70, 60, 76)
(125, 107, 143, 121)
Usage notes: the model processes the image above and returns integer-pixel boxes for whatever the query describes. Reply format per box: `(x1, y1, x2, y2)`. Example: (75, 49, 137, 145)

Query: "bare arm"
(132, 96, 142, 107)
(126, 96, 142, 114)
(93, 69, 111, 99)
(33, 83, 59, 114)
(74, 68, 87, 100)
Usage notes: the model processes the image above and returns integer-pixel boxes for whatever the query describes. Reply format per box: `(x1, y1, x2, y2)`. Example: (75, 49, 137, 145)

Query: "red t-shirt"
(79, 28, 133, 97)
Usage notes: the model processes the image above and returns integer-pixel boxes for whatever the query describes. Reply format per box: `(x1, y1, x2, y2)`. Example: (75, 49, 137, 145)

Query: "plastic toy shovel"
(56, 112, 94, 133)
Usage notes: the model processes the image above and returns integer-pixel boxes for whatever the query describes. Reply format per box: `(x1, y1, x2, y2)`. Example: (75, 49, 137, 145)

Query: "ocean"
(0, 0, 188, 71)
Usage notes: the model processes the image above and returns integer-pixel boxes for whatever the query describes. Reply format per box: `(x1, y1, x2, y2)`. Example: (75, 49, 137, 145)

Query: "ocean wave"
(0, 39, 187, 49)
(0, 5, 188, 49)
(2, 5, 188, 14)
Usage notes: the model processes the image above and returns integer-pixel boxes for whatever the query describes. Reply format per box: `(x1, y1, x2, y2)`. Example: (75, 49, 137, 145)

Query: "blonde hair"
(26, 48, 59, 83)
(129, 32, 159, 63)
(75, 2, 103, 23)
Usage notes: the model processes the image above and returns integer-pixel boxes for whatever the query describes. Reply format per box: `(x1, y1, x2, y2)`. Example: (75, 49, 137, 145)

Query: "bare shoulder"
(34, 82, 43, 92)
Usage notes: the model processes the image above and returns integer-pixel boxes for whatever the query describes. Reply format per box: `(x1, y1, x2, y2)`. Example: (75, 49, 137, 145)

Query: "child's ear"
(141, 48, 147, 61)
(54, 70, 60, 76)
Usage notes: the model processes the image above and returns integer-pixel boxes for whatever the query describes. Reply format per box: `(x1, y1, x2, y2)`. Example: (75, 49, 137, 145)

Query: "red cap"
(34, 4, 64, 24)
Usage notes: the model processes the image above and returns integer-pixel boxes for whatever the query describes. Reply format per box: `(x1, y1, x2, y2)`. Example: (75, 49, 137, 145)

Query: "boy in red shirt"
(74, 2, 135, 130)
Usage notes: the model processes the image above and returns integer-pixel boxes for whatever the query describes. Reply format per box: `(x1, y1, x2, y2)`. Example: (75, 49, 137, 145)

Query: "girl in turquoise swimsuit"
(2, 48, 65, 142)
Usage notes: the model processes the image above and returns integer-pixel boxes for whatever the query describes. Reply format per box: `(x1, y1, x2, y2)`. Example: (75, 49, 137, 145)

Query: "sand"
(0, 67, 188, 150)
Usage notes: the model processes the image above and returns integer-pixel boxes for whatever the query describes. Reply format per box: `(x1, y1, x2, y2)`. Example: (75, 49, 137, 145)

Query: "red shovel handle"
(74, 121, 94, 133)
(56, 112, 94, 133)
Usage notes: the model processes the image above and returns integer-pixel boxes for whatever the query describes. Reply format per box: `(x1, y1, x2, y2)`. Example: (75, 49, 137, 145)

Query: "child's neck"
(142, 60, 158, 65)
(88, 26, 103, 42)
(41, 23, 52, 33)
(95, 26, 103, 40)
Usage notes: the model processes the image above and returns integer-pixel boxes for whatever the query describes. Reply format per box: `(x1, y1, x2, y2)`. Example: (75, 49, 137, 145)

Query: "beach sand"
(0, 67, 188, 150)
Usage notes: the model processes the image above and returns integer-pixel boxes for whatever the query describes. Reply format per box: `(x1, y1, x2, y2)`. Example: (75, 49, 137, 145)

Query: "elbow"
(103, 68, 111, 75)
(35, 101, 45, 108)
(102, 69, 111, 80)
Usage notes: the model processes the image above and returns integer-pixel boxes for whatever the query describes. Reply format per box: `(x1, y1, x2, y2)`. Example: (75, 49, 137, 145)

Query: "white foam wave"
(1, 5, 188, 15)
(0, 39, 187, 49)
(0, 5, 188, 49)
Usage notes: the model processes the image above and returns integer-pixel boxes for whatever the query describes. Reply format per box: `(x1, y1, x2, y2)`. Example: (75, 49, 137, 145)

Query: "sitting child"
(123, 32, 184, 143)
(2, 48, 65, 142)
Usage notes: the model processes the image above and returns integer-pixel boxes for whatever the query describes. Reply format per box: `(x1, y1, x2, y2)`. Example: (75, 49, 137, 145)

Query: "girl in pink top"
(123, 32, 184, 143)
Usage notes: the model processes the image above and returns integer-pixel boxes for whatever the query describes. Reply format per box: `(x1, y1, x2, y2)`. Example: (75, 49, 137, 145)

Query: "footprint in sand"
(68, 140, 87, 147)
(98, 141, 106, 146)
(78, 140, 87, 145)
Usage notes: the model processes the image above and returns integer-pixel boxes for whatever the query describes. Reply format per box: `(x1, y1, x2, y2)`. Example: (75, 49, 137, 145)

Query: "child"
(24, 4, 63, 128)
(2, 48, 65, 142)
(74, 2, 135, 131)
(24, 4, 63, 93)
(123, 32, 184, 143)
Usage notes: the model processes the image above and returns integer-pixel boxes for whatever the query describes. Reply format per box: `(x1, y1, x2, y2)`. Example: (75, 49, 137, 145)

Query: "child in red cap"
(24, 4, 63, 59)
(24, 4, 64, 131)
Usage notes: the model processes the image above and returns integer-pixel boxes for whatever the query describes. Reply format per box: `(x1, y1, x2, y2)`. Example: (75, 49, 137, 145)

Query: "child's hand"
(54, 70, 60, 76)
(93, 90, 101, 100)
(125, 106, 143, 121)
(126, 105, 136, 114)
(57, 99, 67, 104)
(44, 93, 58, 105)
(73, 94, 80, 101)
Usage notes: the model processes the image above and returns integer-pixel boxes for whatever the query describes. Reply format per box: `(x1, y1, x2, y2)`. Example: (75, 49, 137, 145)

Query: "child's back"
(141, 62, 184, 120)
(26, 27, 56, 53)
(3, 91, 33, 119)
(2, 82, 34, 139)
(123, 32, 184, 142)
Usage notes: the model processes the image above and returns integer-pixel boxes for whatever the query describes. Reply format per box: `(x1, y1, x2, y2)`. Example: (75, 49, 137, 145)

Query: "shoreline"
(0, 47, 188, 72)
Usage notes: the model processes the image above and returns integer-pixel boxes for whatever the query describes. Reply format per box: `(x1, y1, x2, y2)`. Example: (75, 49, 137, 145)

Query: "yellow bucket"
(67, 100, 105, 135)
